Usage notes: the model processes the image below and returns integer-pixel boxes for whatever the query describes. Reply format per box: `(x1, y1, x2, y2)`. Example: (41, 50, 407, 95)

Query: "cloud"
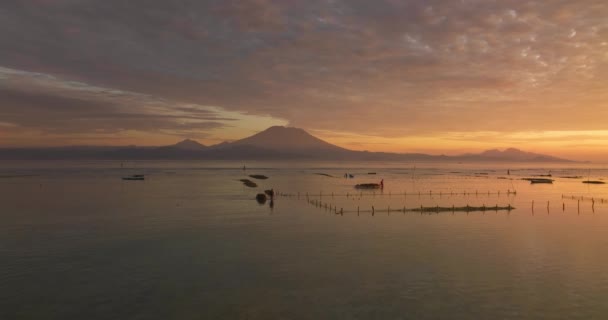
(0, 67, 235, 141)
(1, 0, 608, 145)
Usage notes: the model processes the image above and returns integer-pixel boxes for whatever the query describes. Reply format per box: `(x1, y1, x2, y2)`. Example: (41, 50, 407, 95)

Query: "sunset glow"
(1, 1, 607, 161)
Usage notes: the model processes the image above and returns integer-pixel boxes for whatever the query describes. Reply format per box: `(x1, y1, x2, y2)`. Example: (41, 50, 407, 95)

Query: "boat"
(239, 179, 257, 188)
(264, 189, 275, 198)
(256, 193, 267, 204)
(582, 180, 606, 184)
(355, 183, 382, 189)
(528, 178, 553, 184)
(122, 175, 145, 181)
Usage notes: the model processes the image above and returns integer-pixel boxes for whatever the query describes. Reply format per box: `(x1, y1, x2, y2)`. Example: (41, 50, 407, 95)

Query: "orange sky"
(1, 1, 608, 161)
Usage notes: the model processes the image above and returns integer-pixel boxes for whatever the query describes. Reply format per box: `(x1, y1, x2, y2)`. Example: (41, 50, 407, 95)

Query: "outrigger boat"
(582, 180, 605, 184)
(528, 178, 553, 184)
(355, 183, 382, 189)
(356, 179, 384, 189)
(122, 174, 145, 181)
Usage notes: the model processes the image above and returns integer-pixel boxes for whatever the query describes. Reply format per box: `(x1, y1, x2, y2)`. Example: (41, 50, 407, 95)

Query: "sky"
(1, 0, 607, 161)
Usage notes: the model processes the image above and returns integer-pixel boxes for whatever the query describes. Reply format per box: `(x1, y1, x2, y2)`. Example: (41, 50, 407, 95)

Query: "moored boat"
(528, 178, 553, 184)
(582, 180, 605, 184)
(122, 174, 145, 181)
(355, 183, 382, 189)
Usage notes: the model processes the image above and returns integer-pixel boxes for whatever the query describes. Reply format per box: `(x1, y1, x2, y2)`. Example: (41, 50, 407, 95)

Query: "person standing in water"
(380, 179, 384, 189)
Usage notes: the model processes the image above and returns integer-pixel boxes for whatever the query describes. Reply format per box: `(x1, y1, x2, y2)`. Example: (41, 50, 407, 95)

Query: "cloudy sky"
(1, 0, 607, 160)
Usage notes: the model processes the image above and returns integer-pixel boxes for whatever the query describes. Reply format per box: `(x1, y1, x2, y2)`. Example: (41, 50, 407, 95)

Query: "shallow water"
(2, 161, 608, 319)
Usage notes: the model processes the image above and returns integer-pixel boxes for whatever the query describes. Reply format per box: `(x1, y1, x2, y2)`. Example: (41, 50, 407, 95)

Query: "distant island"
(0, 126, 574, 162)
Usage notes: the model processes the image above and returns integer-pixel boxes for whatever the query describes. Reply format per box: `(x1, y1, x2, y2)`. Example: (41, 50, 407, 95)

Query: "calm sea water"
(2, 160, 608, 319)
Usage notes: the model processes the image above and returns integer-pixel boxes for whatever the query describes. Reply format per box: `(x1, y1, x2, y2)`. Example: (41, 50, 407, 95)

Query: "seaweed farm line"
(269, 190, 606, 216)
(284, 189, 518, 199)
(303, 200, 516, 215)
(562, 194, 608, 203)
(269, 190, 516, 215)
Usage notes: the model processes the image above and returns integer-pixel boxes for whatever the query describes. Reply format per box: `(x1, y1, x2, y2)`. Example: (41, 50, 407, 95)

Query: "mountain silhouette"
(230, 126, 346, 151)
(0, 126, 574, 162)
(167, 139, 207, 151)
(466, 148, 566, 162)
(210, 126, 348, 157)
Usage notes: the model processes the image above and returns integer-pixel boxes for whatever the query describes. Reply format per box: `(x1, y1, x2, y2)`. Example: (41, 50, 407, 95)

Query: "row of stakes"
(303, 198, 515, 215)
(298, 193, 515, 215)
(563, 194, 608, 203)
(276, 190, 517, 200)
(316, 190, 515, 198)
(272, 192, 604, 215)
(534, 196, 605, 214)
(277, 190, 608, 215)
(306, 198, 600, 216)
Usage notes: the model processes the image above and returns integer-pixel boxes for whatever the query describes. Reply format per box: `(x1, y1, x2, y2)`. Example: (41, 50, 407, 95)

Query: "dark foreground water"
(2, 161, 608, 319)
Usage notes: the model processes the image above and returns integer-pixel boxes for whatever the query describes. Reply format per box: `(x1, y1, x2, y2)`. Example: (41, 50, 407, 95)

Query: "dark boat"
(264, 189, 275, 199)
(583, 180, 606, 184)
(256, 193, 267, 204)
(528, 178, 553, 184)
(122, 175, 145, 181)
(239, 179, 257, 188)
(355, 183, 382, 189)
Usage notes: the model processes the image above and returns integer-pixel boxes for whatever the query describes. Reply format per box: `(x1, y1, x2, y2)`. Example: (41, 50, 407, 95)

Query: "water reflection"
(2, 161, 608, 319)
